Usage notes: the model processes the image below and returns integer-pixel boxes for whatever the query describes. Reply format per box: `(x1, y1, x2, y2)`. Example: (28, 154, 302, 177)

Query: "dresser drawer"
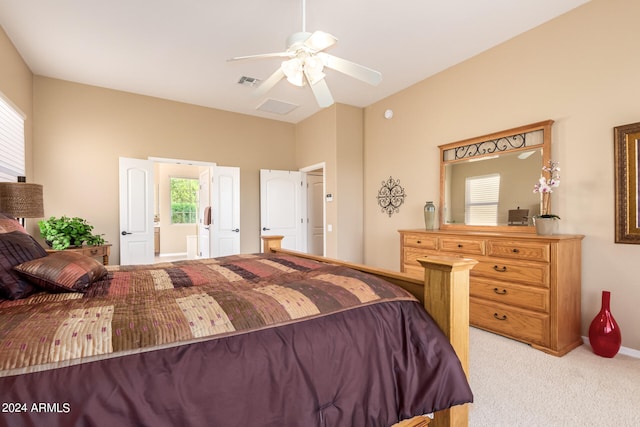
(402, 233, 438, 250)
(488, 240, 550, 262)
(46, 244, 112, 265)
(470, 277, 549, 312)
(470, 298, 549, 346)
(473, 258, 549, 287)
(77, 246, 109, 258)
(403, 247, 439, 268)
(439, 237, 485, 255)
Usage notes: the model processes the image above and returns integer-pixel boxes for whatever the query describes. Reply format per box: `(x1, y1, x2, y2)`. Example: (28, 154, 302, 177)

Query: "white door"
(198, 168, 211, 258)
(306, 172, 324, 256)
(119, 157, 155, 265)
(211, 166, 240, 257)
(260, 169, 304, 251)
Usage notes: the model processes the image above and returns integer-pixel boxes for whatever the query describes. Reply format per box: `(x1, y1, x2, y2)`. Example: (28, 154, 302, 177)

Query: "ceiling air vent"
(237, 76, 260, 87)
(257, 99, 298, 115)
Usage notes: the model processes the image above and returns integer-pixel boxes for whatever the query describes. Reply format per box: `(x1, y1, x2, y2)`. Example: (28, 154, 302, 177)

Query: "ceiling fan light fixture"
(282, 58, 305, 87)
(303, 57, 325, 85)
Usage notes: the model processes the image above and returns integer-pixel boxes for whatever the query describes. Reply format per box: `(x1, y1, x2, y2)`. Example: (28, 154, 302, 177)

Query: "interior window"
(465, 174, 500, 226)
(170, 177, 198, 224)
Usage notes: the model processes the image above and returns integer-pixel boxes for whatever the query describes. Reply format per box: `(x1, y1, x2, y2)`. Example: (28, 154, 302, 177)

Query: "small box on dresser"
(399, 229, 584, 356)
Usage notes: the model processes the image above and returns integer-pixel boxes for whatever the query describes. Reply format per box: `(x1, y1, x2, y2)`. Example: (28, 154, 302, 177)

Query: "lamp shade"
(0, 182, 44, 218)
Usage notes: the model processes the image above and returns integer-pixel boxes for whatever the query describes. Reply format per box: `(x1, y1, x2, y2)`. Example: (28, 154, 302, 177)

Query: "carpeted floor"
(468, 327, 640, 426)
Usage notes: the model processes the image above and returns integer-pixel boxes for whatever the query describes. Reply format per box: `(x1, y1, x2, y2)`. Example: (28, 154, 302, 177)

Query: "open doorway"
(153, 160, 214, 263)
(301, 163, 325, 256)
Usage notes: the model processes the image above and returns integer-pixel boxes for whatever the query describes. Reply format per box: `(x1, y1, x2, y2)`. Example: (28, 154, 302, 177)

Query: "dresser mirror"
(439, 120, 552, 232)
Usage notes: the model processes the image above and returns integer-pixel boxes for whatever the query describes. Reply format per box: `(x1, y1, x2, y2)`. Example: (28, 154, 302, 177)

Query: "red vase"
(588, 291, 621, 358)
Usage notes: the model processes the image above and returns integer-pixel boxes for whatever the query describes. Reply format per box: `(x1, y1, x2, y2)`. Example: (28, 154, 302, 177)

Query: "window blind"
(0, 94, 25, 182)
(465, 174, 501, 226)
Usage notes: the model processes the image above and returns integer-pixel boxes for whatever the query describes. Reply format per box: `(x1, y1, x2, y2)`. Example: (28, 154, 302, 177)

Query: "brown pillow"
(14, 251, 108, 293)
(0, 213, 28, 234)
(0, 228, 48, 300)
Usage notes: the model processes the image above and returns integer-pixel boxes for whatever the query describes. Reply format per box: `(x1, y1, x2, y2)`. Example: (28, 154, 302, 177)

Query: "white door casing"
(119, 157, 155, 265)
(198, 168, 211, 258)
(260, 169, 304, 251)
(211, 166, 240, 257)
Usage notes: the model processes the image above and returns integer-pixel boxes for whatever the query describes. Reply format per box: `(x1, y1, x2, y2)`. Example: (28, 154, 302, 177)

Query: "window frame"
(169, 176, 199, 225)
(0, 92, 26, 183)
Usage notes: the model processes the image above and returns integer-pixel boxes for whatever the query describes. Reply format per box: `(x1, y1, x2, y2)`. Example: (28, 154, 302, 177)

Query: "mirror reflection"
(443, 149, 542, 226)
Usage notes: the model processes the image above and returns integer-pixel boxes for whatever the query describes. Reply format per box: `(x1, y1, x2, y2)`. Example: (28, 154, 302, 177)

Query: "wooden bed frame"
(262, 236, 477, 427)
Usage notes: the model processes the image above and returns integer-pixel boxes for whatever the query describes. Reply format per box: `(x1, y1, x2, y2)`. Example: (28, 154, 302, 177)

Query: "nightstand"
(45, 243, 112, 265)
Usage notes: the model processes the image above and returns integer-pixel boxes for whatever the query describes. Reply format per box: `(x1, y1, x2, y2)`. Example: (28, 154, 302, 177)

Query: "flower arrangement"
(533, 160, 560, 218)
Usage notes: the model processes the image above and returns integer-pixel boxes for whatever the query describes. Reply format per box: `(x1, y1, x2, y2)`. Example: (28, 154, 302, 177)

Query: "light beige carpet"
(468, 327, 640, 426)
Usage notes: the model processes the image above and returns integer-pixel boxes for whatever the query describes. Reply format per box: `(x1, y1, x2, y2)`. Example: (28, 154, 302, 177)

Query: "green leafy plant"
(38, 216, 105, 250)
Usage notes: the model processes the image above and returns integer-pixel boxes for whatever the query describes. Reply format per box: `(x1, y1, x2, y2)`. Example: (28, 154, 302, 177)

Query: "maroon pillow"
(14, 251, 107, 293)
(0, 230, 48, 299)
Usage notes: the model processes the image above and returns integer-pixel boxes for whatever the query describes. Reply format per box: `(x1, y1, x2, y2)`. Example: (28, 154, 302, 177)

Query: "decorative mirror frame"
(439, 120, 553, 233)
(614, 121, 640, 244)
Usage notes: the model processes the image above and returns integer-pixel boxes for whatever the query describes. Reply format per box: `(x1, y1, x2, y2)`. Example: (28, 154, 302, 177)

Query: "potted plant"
(533, 160, 560, 235)
(38, 216, 105, 250)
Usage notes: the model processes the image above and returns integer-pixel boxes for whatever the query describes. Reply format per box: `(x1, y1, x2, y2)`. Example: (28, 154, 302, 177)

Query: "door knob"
(121, 231, 132, 235)
(262, 227, 270, 231)
(232, 228, 240, 232)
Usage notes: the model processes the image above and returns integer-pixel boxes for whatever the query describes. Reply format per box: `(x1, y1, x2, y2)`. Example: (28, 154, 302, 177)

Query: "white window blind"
(465, 174, 500, 226)
(0, 94, 25, 182)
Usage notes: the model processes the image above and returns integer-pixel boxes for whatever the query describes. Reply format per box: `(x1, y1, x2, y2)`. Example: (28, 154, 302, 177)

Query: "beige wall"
(296, 106, 338, 257)
(31, 77, 296, 261)
(364, 0, 640, 350)
(335, 104, 364, 262)
(296, 103, 364, 263)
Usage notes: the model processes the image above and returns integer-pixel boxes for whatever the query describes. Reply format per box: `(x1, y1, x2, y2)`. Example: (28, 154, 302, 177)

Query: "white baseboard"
(581, 336, 640, 359)
(158, 252, 187, 257)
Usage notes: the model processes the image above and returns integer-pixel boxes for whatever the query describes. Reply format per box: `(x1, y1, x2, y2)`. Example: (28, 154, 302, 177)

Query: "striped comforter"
(0, 253, 416, 377)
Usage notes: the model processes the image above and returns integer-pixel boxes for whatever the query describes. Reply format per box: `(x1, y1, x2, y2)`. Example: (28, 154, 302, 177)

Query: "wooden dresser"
(399, 229, 584, 356)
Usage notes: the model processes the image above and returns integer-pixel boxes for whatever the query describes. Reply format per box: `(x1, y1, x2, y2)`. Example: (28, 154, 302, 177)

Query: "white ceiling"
(0, 0, 590, 123)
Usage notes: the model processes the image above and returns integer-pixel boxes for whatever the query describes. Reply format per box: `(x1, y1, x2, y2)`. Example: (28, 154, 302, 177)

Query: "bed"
(0, 214, 474, 427)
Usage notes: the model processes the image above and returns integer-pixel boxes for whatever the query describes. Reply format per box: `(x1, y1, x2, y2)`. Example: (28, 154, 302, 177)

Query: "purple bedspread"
(0, 253, 472, 426)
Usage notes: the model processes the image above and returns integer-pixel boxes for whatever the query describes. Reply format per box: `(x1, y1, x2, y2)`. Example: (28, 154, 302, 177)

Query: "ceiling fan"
(228, 0, 382, 108)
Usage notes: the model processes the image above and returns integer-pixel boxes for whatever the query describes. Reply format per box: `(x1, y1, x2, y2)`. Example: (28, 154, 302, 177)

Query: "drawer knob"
(457, 244, 463, 248)
(512, 248, 520, 253)
(90, 249, 98, 255)
(493, 313, 508, 321)
(493, 265, 507, 272)
(416, 240, 421, 244)
(493, 288, 507, 295)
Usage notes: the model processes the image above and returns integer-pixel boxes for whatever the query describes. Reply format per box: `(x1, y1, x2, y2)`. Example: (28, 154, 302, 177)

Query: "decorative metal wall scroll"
(377, 176, 406, 217)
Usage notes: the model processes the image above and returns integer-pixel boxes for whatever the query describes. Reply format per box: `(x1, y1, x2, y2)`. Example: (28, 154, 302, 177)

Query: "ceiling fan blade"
(309, 78, 334, 108)
(254, 68, 286, 98)
(304, 30, 337, 52)
(317, 52, 382, 86)
(228, 52, 292, 62)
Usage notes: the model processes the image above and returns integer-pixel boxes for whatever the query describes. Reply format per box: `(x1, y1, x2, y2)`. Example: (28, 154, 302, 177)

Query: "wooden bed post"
(418, 256, 477, 427)
(262, 235, 284, 253)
